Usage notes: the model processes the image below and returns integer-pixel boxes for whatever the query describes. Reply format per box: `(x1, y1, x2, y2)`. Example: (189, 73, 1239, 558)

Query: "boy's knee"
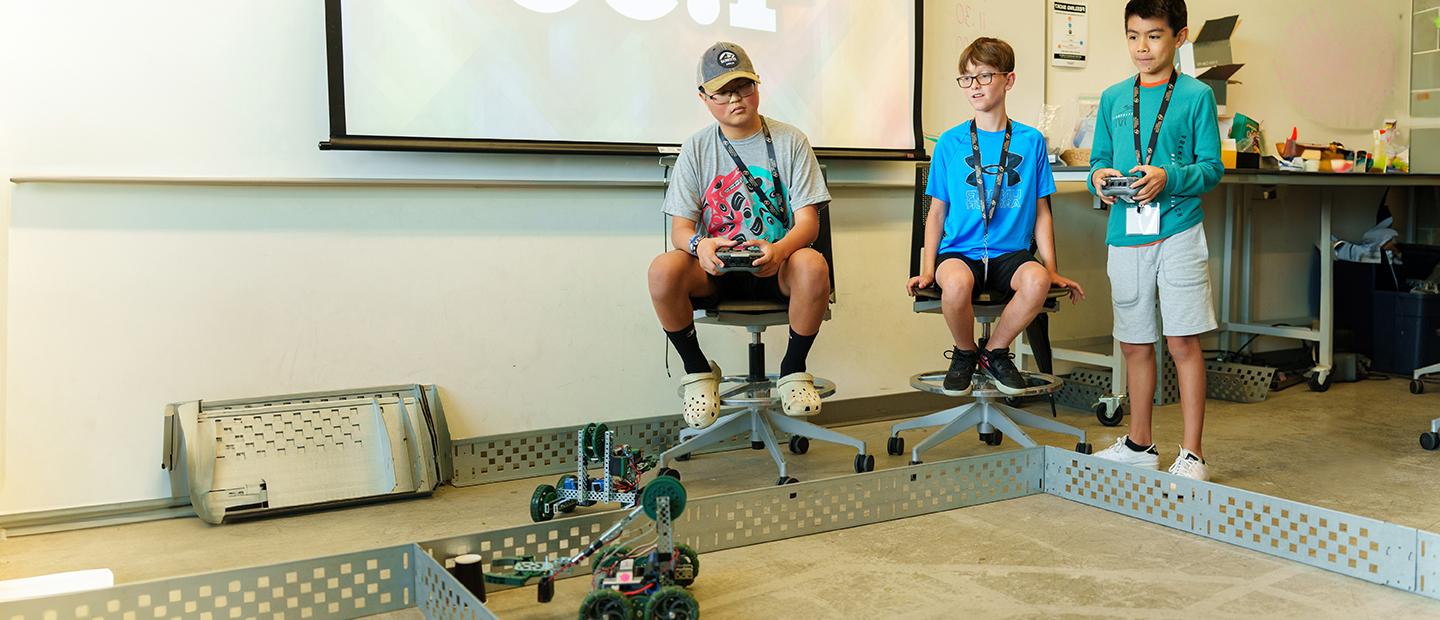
(1120, 341, 1155, 359)
(648, 252, 690, 296)
(1166, 335, 1202, 358)
(788, 249, 829, 291)
(1018, 266, 1050, 295)
(937, 271, 973, 297)
(790, 247, 827, 271)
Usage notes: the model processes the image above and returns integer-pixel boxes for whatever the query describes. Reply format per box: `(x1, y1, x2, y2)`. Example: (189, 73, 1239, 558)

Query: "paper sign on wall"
(1051, 1, 1087, 68)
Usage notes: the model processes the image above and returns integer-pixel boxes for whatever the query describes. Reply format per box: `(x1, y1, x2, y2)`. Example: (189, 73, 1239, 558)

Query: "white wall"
(0, 1, 1414, 514)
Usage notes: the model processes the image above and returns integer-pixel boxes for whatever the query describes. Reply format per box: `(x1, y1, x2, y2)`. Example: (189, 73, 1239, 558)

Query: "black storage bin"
(1371, 291, 1440, 374)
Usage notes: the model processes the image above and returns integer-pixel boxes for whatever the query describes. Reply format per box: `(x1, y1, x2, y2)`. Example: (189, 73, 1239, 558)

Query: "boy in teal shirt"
(1088, 0, 1223, 480)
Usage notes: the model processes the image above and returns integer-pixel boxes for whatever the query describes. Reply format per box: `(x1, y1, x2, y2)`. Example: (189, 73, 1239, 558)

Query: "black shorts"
(937, 249, 1039, 301)
(691, 272, 786, 309)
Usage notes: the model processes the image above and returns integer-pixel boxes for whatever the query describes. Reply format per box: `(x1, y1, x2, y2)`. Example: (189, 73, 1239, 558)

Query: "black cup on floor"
(450, 553, 487, 603)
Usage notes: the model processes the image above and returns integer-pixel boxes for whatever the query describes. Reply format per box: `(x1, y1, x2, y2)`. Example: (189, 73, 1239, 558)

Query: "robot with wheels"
(531, 422, 667, 522)
(486, 477, 700, 619)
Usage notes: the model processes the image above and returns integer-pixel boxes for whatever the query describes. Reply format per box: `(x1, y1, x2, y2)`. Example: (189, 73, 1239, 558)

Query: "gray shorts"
(1107, 223, 1218, 344)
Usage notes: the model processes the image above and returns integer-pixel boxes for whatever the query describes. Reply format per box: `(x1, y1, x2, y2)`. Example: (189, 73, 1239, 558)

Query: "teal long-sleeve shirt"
(1087, 72, 1224, 246)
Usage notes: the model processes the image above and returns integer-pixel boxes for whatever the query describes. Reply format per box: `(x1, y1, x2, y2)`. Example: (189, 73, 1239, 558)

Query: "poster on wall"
(1051, 1, 1087, 68)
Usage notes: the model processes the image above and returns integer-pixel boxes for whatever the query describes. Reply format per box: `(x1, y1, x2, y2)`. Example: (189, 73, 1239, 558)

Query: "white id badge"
(1126, 203, 1161, 236)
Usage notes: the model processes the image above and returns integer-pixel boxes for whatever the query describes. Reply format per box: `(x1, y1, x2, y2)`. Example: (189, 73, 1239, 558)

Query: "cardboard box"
(1184, 15, 1244, 106)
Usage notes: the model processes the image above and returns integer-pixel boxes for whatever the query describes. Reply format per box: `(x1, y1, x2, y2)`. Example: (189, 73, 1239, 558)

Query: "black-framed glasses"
(956, 72, 1004, 88)
(702, 81, 757, 103)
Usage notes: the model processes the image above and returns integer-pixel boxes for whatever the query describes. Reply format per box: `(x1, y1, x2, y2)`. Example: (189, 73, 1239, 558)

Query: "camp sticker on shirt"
(701, 165, 789, 244)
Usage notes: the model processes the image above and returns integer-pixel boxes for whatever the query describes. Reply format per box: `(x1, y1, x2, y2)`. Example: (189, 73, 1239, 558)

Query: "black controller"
(1099, 176, 1142, 202)
(715, 249, 763, 273)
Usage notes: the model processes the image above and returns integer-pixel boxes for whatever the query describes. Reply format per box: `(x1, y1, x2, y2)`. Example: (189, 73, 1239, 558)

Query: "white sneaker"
(1092, 436, 1159, 470)
(1166, 448, 1211, 481)
(679, 361, 722, 429)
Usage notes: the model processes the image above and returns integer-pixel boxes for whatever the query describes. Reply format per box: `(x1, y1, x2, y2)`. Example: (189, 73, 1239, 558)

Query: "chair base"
(659, 400, 872, 485)
(890, 371, 1088, 464)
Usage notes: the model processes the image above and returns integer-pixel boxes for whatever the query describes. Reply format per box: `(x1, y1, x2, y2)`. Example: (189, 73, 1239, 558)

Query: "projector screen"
(322, 0, 923, 159)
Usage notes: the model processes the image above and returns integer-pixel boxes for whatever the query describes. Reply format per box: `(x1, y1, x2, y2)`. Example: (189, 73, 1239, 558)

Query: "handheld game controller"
(715, 249, 763, 273)
(1099, 176, 1143, 203)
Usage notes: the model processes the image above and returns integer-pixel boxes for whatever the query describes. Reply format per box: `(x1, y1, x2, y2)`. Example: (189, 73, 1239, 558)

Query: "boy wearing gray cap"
(648, 42, 832, 430)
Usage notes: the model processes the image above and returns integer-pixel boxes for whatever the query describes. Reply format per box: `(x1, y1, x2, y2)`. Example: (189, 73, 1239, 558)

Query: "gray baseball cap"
(696, 41, 761, 94)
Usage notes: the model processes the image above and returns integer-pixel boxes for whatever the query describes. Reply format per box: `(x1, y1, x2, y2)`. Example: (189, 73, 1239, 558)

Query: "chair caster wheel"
(788, 436, 809, 455)
(1412, 380, 1425, 395)
(908, 460, 922, 466)
(1421, 432, 1440, 451)
(657, 467, 681, 481)
(1075, 442, 1093, 455)
(979, 430, 1003, 446)
(853, 454, 875, 473)
(1308, 375, 1331, 392)
(1094, 402, 1124, 427)
(777, 476, 799, 485)
(751, 441, 766, 450)
(675, 453, 691, 462)
(886, 436, 904, 456)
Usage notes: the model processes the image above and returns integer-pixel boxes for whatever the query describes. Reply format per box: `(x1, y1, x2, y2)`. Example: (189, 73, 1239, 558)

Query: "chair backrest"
(812, 204, 837, 301)
(908, 162, 932, 280)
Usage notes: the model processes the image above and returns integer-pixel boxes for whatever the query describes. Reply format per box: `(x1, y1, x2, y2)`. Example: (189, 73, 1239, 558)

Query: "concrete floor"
(4, 378, 1440, 617)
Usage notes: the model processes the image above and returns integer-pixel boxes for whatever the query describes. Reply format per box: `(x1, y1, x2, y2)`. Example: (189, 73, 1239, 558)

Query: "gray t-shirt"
(662, 117, 830, 244)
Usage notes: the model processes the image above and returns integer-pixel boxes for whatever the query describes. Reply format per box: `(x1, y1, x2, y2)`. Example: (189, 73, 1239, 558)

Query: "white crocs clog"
(680, 361, 722, 429)
(777, 372, 822, 417)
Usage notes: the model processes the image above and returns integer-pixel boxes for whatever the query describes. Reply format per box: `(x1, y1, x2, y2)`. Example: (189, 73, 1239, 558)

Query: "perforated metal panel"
(1198, 482, 1416, 588)
(1055, 360, 1271, 411)
(413, 546, 497, 620)
(14, 445, 1440, 616)
(421, 512, 647, 591)
(1416, 531, 1440, 597)
(426, 449, 1044, 588)
(1203, 361, 1275, 403)
(1045, 448, 1197, 530)
(0, 546, 413, 620)
(163, 385, 449, 524)
(450, 414, 748, 486)
(1056, 367, 1111, 411)
(1044, 447, 1418, 591)
(678, 449, 1042, 552)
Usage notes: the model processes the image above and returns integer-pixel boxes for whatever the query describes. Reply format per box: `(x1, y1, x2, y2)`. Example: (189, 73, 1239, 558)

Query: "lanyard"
(717, 117, 789, 227)
(969, 118, 1012, 280)
(1132, 70, 1178, 168)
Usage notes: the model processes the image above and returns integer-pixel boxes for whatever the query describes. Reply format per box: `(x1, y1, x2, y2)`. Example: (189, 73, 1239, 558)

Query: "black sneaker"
(981, 347, 1028, 395)
(942, 347, 979, 396)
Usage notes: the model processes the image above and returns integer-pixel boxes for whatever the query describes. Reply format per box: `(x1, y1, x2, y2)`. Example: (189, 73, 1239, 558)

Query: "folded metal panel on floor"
(162, 384, 451, 524)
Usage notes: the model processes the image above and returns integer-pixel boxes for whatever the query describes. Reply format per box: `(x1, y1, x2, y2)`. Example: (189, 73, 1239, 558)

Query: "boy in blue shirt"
(1088, 0, 1224, 480)
(907, 37, 1085, 397)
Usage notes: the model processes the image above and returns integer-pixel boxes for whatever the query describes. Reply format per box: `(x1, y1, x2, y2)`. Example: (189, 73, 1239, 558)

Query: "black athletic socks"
(780, 329, 817, 376)
(1125, 437, 1158, 454)
(665, 324, 711, 374)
